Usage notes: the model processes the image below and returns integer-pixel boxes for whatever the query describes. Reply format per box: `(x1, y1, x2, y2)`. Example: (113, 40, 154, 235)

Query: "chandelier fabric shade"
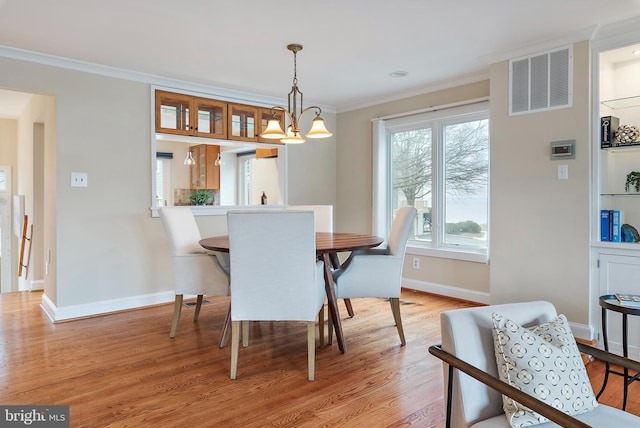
(260, 118, 287, 139)
(280, 126, 305, 144)
(259, 44, 333, 144)
(305, 115, 333, 138)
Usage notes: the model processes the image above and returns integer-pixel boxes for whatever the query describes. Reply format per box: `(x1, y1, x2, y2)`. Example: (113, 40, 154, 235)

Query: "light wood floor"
(0, 290, 638, 427)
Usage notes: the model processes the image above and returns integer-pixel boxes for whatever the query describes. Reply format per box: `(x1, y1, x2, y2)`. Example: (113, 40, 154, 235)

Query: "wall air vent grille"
(509, 45, 572, 115)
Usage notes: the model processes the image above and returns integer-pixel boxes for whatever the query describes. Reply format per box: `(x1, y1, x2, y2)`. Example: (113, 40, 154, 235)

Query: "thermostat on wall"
(550, 140, 575, 160)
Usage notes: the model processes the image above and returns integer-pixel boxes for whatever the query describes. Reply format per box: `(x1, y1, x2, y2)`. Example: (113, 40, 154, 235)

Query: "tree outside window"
(390, 115, 488, 250)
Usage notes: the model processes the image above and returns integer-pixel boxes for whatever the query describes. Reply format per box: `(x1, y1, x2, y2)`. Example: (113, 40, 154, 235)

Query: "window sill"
(406, 243, 488, 264)
(150, 204, 286, 218)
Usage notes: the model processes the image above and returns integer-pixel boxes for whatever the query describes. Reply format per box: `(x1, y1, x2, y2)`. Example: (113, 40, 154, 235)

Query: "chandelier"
(260, 44, 333, 144)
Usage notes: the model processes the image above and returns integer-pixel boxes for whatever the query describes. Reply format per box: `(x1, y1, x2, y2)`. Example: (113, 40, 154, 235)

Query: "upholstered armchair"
(429, 301, 640, 427)
(332, 206, 417, 345)
(286, 204, 355, 317)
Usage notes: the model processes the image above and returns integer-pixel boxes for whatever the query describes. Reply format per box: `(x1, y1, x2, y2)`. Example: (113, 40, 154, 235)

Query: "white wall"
(287, 111, 337, 206)
(335, 41, 596, 329)
(336, 81, 491, 299)
(0, 55, 336, 320)
(0, 119, 18, 292)
(489, 41, 591, 324)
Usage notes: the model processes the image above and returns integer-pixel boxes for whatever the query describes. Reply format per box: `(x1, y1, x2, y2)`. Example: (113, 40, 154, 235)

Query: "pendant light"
(259, 44, 333, 144)
(184, 150, 195, 165)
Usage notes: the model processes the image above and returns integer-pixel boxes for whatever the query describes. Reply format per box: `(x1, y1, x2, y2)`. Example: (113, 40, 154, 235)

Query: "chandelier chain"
(292, 49, 298, 86)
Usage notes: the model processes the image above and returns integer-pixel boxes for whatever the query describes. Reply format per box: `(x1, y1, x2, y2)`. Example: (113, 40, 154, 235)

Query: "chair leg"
(327, 305, 334, 345)
(219, 304, 231, 348)
(319, 305, 325, 347)
(390, 298, 406, 346)
(242, 320, 249, 347)
(230, 321, 240, 379)
(193, 295, 204, 321)
(307, 321, 316, 381)
(344, 298, 354, 317)
(169, 295, 183, 338)
(329, 253, 341, 269)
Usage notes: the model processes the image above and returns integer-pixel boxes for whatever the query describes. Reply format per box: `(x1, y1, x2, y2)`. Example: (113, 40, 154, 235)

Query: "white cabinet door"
(599, 253, 640, 359)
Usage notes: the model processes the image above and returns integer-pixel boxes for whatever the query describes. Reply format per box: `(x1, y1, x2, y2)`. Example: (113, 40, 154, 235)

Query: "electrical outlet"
(71, 172, 88, 187)
(412, 257, 420, 270)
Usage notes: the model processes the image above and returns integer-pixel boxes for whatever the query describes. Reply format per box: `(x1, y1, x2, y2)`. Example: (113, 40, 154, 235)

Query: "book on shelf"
(601, 210, 610, 241)
(612, 210, 622, 242)
(614, 293, 640, 305)
(601, 210, 622, 242)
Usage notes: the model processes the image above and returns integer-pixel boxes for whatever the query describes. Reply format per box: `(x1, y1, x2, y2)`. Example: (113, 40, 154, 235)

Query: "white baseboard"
(40, 291, 175, 322)
(402, 278, 490, 304)
(569, 321, 595, 342)
(402, 278, 597, 342)
(30, 280, 44, 291)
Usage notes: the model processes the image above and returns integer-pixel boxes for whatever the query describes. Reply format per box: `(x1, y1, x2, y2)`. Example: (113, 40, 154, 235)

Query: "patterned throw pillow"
(491, 313, 598, 428)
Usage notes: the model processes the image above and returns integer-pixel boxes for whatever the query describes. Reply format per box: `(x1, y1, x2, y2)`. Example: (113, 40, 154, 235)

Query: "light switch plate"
(558, 164, 568, 180)
(71, 172, 88, 187)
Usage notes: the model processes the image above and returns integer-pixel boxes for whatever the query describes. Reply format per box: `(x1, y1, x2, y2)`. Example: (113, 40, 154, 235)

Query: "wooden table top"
(200, 232, 384, 254)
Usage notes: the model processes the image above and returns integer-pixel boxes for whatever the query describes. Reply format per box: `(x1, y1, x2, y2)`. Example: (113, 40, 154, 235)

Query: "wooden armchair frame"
(428, 342, 640, 428)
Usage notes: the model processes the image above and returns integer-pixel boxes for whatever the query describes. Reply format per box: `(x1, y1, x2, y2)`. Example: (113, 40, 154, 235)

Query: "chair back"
(159, 206, 204, 256)
(159, 207, 229, 295)
(387, 206, 417, 256)
(440, 301, 557, 427)
(286, 205, 333, 232)
(228, 210, 324, 322)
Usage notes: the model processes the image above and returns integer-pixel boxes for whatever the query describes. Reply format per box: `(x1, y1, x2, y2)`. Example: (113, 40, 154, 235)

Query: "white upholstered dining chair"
(430, 301, 640, 428)
(227, 210, 326, 381)
(285, 204, 333, 233)
(331, 206, 417, 345)
(285, 204, 354, 316)
(159, 206, 230, 338)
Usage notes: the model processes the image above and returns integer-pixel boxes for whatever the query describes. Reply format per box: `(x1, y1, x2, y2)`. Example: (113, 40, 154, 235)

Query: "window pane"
(239, 158, 252, 205)
(155, 158, 171, 207)
(443, 119, 489, 248)
(391, 128, 432, 241)
(156, 159, 164, 205)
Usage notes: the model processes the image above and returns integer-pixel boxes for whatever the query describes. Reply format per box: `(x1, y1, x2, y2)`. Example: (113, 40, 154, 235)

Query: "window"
(236, 150, 282, 206)
(237, 152, 256, 206)
(155, 152, 173, 207)
(373, 102, 489, 262)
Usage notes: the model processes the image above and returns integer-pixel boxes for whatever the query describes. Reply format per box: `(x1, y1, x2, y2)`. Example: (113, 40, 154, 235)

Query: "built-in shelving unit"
(597, 59, 640, 240)
(600, 193, 640, 196)
(601, 95, 640, 110)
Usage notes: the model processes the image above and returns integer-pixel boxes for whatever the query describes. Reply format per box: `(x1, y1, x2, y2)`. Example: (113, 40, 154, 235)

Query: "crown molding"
(479, 25, 597, 67)
(336, 71, 490, 113)
(591, 15, 640, 52)
(0, 45, 337, 114)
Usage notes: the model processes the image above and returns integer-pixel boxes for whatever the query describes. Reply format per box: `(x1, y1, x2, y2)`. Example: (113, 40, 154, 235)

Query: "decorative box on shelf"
(601, 116, 620, 148)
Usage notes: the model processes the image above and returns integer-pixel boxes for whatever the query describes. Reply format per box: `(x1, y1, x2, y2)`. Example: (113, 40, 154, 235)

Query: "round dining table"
(200, 232, 384, 353)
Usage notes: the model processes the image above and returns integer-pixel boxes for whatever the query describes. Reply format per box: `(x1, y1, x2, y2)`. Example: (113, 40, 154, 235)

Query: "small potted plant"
(189, 189, 213, 206)
(625, 171, 640, 193)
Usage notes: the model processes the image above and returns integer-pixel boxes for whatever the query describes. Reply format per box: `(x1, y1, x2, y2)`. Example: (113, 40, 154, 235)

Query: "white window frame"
(237, 151, 256, 206)
(155, 154, 172, 207)
(373, 101, 489, 263)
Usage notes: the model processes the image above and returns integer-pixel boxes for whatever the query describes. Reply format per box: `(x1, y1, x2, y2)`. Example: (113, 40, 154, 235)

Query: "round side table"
(598, 294, 640, 410)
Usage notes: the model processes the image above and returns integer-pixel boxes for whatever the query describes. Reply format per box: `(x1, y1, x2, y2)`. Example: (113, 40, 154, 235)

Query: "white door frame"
(0, 166, 13, 293)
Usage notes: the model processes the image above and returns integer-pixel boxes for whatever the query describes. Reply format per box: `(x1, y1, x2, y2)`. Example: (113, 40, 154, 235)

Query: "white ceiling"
(0, 0, 640, 117)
